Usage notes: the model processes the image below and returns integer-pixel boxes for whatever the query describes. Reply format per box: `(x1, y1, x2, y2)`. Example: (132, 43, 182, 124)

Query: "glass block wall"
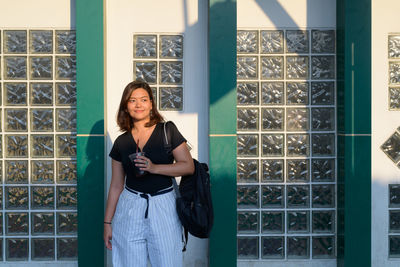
(236, 29, 336, 260)
(0, 29, 77, 261)
(133, 34, 184, 111)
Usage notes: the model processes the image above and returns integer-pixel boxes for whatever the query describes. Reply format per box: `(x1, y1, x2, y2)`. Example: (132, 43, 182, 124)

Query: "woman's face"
(126, 88, 152, 122)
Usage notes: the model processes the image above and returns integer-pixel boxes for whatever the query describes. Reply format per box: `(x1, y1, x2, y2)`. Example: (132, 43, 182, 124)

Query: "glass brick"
(287, 211, 309, 233)
(311, 82, 335, 105)
(390, 87, 400, 110)
(6, 212, 28, 234)
(237, 134, 258, 157)
(262, 211, 283, 233)
(30, 30, 53, 53)
(57, 160, 77, 184)
(261, 108, 284, 131)
(286, 56, 309, 80)
(0, 188, 2, 208)
(237, 56, 258, 79)
(30, 83, 53, 105)
(381, 132, 400, 163)
(134, 61, 157, 84)
(312, 236, 335, 259)
(6, 186, 28, 209)
(287, 236, 310, 259)
(261, 56, 283, 79)
(6, 238, 28, 261)
(159, 87, 183, 111)
(312, 133, 335, 156)
(31, 186, 54, 209)
(56, 135, 77, 157)
(237, 31, 258, 54)
(237, 237, 258, 259)
(312, 211, 335, 233)
(389, 184, 400, 207)
(260, 30, 284, 54)
(57, 238, 78, 260)
(238, 211, 259, 233)
(262, 134, 284, 156)
(4, 30, 26, 53)
(31, 135, 54, 158)
(0, 238, 2, 261)
(56, 108, 76, 131)
(312, 56, 335, 80)
(237, 108, 258, 131)
(57, 212, 78, 234)
(134, 35, 157, 58)
(261, 82, 284, 105)
(287, 159, 309, 182)
(311, 30, 335, 53)
(237, 185, 259, 209)
(390, 61, 400, 84)
(160, 35, 183, 58)
(4, 56, 27, 79)
(389, 35, 400, 58)
(160, 61, 183, 84)
(57, 186, 77, 209)
(237, 159, 258, 183)
(287, 185, 309, 208)
(286, 30, 309, 53)
(287, 134, 309, 156)
(262, 159, 284, 182)
(30, 56, 52, 79)
(286, 82, 309, 105)
(56, 83, 76, 105)
(31, 161, 54, 184)
(4, 83, 27, 105)
(312, 108, 335, 131)
(31, 212, 54, 235)
(262, 237, 284, 259)
(389, 211, 400, 233)
(0, 213, 2, 235)
(56, 56, 76, 80)
(56, 30, 76, 54)
(237, 82, 258, 105)
(5, 109, 27, 131)
(286, 108, 309, 131)
(312, 184, 334, 208)
(6, 135, 27, 157)
(32, 238, 55, 260)
(262, 185, 284, 208)
(312, 159, 335, 182)
(31, 109, 53, 131)
(5, 161, 28, 184)
(390, 236, 400, 258)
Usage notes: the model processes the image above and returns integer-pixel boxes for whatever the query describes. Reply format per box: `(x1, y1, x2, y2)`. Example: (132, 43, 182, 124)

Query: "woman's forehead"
(129, 88, 149, 98)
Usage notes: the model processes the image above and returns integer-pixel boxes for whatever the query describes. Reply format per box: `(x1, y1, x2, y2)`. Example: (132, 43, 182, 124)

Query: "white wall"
(372, 0, 400, 266)
(237, 0, 336, 266)
(105, 0, 208, 266)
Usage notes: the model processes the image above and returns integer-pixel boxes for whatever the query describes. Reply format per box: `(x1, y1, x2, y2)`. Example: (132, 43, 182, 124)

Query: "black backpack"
(163, 122, 214, 243)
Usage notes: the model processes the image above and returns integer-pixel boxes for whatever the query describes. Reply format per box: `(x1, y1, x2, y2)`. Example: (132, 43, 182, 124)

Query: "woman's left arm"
(135, 142, 194, 177)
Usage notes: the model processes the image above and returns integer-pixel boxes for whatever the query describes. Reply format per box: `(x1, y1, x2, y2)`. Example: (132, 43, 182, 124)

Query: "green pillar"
(208, 0, 237, 266)
(76, 0, 105, 266)
(337, 0, 371, 266)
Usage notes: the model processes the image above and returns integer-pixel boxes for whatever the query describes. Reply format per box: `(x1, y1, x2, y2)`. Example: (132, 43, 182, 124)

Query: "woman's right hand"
(104, 224, 112, 250)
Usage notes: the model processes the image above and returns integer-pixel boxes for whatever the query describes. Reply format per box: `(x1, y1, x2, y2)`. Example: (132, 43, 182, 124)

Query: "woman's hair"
(116, 80, 164, 132)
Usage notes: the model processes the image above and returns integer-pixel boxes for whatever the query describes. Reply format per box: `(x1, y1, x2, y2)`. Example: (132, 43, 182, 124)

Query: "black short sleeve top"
(109, 122, 186, 193)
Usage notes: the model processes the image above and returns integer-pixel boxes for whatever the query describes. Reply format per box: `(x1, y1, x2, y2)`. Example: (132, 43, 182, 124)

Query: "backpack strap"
(163, 122, 181, 199)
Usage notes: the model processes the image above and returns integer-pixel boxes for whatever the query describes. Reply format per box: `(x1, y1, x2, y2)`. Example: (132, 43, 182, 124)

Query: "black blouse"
(109, 122, 186, 193)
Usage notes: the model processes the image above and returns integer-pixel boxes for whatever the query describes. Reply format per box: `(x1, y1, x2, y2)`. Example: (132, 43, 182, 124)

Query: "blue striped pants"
(112, 187, 183, 267)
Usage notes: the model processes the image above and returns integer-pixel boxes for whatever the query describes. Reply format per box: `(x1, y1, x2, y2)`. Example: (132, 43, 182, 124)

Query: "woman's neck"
(132, 119, 151, 131)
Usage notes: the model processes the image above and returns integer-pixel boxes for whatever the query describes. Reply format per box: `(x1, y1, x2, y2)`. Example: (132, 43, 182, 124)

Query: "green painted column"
(76, 0, 105, 266)
(208, 0, 237, 266)
(337, 0, 371, 266)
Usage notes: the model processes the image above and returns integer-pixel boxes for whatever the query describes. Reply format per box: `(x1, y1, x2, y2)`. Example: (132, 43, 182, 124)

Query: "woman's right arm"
(103, 159, 125, 250)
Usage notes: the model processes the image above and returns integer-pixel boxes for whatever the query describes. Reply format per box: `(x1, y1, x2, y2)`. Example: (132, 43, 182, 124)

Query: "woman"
(103, 80, 194, 267)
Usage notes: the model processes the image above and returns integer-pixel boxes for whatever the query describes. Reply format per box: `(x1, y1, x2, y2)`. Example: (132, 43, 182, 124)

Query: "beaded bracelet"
(104, 221, 112, 224)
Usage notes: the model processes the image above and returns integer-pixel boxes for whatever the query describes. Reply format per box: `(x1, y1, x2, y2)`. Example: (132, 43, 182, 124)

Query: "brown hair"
(116, 80, 164, 132)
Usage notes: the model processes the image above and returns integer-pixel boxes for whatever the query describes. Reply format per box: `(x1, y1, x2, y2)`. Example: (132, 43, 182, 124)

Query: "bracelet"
(104, 221, 112, 224)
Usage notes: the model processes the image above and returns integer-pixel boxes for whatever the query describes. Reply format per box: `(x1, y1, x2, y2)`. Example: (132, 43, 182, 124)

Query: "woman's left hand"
(134, 155, 155, 173)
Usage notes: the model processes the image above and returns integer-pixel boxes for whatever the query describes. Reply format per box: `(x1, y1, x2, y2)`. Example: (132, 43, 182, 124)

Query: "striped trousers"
(112, 187, 183, 267)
